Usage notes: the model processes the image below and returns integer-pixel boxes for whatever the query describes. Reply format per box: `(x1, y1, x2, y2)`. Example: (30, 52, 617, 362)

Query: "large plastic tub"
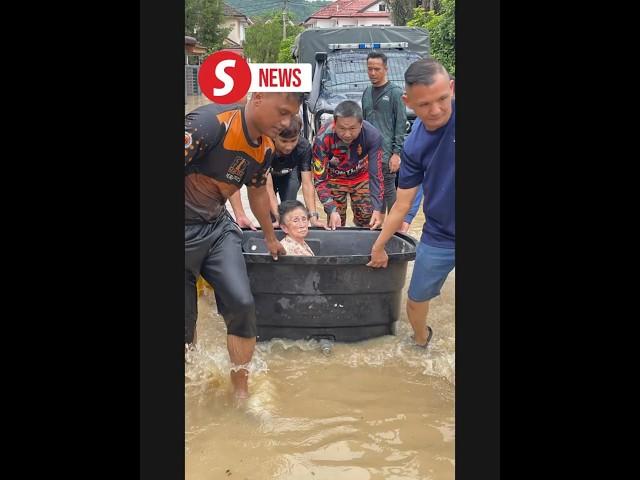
(242, 227, 416, 342)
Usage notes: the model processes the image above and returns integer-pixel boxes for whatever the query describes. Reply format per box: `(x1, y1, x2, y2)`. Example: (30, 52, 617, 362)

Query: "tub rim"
(241, 226, 417, 265)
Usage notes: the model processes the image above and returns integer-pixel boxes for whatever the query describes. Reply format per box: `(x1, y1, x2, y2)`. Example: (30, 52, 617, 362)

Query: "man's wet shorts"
(408, 241, 455, 302)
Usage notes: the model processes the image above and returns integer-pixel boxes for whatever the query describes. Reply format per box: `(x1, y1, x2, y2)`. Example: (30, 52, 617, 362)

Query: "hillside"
(226, 0, 332, 23)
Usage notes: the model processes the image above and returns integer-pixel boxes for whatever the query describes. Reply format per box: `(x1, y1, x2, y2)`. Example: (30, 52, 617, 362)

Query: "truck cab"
(292, 26, 430, 141)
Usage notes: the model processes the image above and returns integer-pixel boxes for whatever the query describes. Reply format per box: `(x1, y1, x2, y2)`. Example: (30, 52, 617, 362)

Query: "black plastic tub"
(242, 227, 417, 342)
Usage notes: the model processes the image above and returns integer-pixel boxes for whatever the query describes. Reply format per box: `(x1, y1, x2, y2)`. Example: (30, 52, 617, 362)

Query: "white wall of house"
(224, 18, 249, 44)
(223, 19, 240, 44)
(359, 18, 391, 26)
(311, 18, 337, 28)
(336, 18, 357, 27)
(308, 17, 392, 28)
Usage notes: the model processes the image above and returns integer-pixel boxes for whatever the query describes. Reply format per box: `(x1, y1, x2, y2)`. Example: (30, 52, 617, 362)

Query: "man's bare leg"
(227, 334, 256, 399)
(407, 299, 431, 346)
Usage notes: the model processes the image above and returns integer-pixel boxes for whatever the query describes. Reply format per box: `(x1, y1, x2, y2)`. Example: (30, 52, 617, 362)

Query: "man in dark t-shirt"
(267, 115, 323, 228)
(362, 51, 407, 214)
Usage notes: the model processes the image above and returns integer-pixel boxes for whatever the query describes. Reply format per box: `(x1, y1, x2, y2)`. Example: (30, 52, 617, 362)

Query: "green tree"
(386, 0, 415, 26)
(245, 11, 301, 63)
(185, 0, 232, 54)
(421, 0, 442, 13)
(278, 34, 300, 63)
(407, 0, 455, 77)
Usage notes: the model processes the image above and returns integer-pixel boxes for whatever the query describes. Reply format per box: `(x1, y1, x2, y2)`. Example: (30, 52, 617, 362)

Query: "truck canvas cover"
(293, 26, 429, 66)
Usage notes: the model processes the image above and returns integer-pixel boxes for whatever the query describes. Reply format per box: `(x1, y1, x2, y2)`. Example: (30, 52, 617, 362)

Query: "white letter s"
(214, 59, 236, 96)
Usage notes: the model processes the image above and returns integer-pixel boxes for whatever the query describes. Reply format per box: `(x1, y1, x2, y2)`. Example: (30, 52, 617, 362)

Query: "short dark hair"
(278, 200, 308, 224)
(278, 114, 302, 139)
(333, 100, 363, 123)
(404, 58, 449, 87)
(251, 92, 304, 105)
(367, 51, 387, 66)
(283, 92, 305, 104)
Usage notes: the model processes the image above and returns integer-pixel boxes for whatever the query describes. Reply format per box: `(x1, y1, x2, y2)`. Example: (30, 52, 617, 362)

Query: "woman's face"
(281, 207, 309, 242)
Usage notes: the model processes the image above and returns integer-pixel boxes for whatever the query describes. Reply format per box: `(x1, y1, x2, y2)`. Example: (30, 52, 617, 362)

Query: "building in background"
(221, 3, 253, 56)
(304, 1, 392, 28)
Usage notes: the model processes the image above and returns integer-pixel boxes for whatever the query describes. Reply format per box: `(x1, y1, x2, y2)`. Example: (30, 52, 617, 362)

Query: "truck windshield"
(322, 50, 423, 94)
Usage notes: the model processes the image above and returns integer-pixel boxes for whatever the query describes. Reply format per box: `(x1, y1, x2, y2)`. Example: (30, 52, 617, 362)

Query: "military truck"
(291, 26, 430, 140)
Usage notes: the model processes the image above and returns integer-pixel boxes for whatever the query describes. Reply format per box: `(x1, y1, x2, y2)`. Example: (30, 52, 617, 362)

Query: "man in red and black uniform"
(312, 100, 385, 230)
(184, 92, 302, 399)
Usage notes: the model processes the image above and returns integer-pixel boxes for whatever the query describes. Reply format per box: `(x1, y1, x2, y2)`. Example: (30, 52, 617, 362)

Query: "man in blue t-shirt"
(367, 58, 455, 349)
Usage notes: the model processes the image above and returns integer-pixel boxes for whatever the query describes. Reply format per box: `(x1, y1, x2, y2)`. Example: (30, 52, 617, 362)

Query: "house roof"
(185, 36, 207, 54)
(223, 3, 253, 24)
(223, 37, 242, 48)
(306, 0, 391, 20)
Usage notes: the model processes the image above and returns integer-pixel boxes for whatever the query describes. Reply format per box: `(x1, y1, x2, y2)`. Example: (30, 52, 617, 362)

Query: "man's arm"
(388, 88, 407, 174)
(369, 147, 424, 263)
(265, 173, 280, 226)
(298, 140, 326, 228)
(247, 185, 286, 260)
(405, 188, 423, 222)
(399, 188, 423, 233)
(185, 107, 222, 166)
(301, 172, 326, 228)
(361, 86, 370, 121)
(391, 87, 408, 168)
(367, 128, 385, 229)
(228, 189, 257, 230)
(367, 186, 419, 267)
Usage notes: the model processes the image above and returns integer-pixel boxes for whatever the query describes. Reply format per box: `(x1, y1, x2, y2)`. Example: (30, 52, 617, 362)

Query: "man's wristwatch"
(310, 212, 319, 219)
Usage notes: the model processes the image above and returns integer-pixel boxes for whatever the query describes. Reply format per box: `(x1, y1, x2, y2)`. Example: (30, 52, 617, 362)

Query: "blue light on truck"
(328, 42, 408, 50)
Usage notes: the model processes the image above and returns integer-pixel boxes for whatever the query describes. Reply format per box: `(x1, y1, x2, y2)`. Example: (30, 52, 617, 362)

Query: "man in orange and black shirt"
(185, 92, 302, 399)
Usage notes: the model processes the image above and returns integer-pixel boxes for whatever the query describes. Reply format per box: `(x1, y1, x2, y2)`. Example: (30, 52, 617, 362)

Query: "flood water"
(185, 95, 455, 479)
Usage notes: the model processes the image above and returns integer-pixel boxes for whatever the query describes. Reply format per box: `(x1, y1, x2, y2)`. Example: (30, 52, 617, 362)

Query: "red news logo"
(257, 68, 303, 88)
(198, 51, 251, 104)
(198, 51, 311, 104)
